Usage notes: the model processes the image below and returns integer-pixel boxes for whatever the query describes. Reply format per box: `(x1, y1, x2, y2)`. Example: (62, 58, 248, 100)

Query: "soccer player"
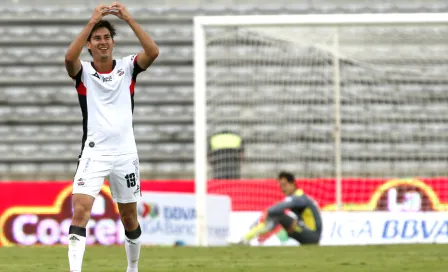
(237, 171, 322, 245)
(64, 2, 159, 272)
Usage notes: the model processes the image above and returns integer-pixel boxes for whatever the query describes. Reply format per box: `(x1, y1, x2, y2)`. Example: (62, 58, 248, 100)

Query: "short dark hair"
(278, 171, 295, 183)
(87, 20, 117, 56)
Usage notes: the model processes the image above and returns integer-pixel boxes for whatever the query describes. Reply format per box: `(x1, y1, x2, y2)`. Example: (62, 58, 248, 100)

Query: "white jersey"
(73, 55, 145, 156)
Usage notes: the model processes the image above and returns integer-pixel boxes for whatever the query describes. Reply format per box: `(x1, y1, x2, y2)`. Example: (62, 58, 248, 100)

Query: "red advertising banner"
(0, 178, 447, 246)
(206, 178, 448, 212)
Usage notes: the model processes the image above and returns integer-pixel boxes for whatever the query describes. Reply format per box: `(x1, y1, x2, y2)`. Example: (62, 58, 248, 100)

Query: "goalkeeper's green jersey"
(266, 189, 322, 233)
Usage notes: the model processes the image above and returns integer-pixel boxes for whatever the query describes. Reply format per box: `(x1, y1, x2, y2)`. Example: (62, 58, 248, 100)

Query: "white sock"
(68, 233, 86, 272)
(125, 234, 141, 272)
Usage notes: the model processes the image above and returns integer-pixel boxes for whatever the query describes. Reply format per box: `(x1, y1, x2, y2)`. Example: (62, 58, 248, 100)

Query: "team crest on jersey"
(117, 69, 124, 76)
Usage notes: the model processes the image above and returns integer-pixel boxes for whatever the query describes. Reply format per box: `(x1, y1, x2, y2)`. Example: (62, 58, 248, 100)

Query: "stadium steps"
(2, 2, 448, 179)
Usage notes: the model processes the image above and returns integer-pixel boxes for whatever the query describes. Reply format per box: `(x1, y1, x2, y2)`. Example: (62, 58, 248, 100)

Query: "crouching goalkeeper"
(239, 171, 322, 245)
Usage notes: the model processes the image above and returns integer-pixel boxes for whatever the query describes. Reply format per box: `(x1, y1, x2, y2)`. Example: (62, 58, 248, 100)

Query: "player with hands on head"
(65, 2, 159, 272)
(237, 171, 322, 246)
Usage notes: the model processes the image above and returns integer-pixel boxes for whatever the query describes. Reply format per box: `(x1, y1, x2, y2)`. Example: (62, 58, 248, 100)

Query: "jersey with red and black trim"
(72, 54, 145, 157)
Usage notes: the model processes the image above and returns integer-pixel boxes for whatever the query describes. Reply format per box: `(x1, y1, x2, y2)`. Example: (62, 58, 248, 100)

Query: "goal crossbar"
(194, 13, 448, 27)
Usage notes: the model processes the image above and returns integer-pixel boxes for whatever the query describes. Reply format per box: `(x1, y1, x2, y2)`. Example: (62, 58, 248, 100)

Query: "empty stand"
(1, 1, 448, 179)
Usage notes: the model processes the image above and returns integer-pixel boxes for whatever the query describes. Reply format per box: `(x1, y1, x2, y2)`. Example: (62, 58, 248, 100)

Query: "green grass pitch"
(0, 244, 447, 271)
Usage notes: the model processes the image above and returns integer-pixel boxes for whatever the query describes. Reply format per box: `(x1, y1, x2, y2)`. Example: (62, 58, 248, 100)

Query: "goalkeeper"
(239, 171, 322, 245)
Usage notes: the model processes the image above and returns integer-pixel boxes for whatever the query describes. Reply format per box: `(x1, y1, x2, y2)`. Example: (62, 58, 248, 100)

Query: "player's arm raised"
(109, 2, 159, 70)
(65, 5, 110, 78)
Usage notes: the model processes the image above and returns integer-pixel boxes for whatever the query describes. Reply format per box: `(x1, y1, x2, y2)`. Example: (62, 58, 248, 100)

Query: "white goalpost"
(194, 13, 448, 246)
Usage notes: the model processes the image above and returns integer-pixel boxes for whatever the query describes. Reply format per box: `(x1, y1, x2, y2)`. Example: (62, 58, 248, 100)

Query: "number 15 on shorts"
(125, 173, 136, 188)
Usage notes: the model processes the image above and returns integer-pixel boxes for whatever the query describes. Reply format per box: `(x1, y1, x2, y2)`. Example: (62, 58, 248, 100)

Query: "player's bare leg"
(118, 202, 142, 272)
(68, 193, 95, 272)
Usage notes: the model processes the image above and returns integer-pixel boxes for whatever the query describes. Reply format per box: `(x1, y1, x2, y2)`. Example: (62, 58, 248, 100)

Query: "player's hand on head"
(109, 2, 133, 22)
(90, 4, 110, 24)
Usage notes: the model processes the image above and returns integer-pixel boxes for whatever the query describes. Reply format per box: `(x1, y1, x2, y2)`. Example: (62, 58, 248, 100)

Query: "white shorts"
(72, 153, 141, 203)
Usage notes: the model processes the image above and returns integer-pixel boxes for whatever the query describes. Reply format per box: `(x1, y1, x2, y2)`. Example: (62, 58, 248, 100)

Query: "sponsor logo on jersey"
(91, 72, 100, 79)
(77, 178, 85, 186)
(102, 75, 113, 82)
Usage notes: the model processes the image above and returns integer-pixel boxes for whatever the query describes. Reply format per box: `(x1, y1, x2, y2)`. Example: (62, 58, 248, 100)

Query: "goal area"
(193, 14, 448, 246)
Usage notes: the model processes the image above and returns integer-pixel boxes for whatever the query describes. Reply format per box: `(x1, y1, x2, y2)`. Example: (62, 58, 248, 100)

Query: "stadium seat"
(12, 143, 39, 156)
(284, 124, 309, 138)
(136, 144, 158, 157)
(133, 106, 157, 119)
(155, 162, 185, 174)
(160, 104, 192, 119)
(283, 2, 312, 14)
(133, 124, 159, 140)
(279, 143, 312, 158)
(246, 143, 278, 158)
(424, 142, 448, 153)
(392, 161, 423, 176)
(7, 26, 33, 39)
(158, 125, 190, 140)
(311, 0, 342, 13)
(40, 143, 71, 156)
(41, 125, 70, 138)
(43, 106, 72, 118)
(139, 162, 155, 174)
(39, 162, 69, 174)
(158, 142, 193, 157)
(308, 162, 334, 176)
(10, 163, 39, 174)
(162, 45, 192, 61)
(244, 162, 278, 177)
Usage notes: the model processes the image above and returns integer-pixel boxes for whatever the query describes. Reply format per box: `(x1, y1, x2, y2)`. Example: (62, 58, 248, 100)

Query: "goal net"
(194, 14, 448, 245)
